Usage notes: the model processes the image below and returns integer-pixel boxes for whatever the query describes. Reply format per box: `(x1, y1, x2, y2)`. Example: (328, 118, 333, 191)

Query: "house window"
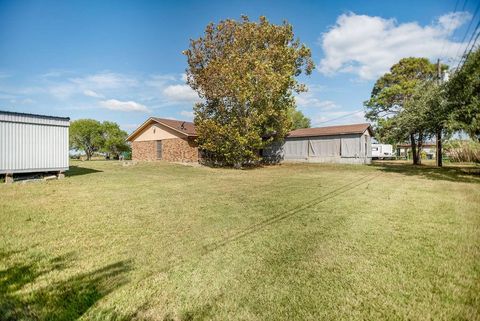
(156, 141, 162, 160)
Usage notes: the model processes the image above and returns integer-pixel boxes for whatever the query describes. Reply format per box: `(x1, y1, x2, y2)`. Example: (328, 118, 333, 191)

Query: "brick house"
(127, 117, 199, 162)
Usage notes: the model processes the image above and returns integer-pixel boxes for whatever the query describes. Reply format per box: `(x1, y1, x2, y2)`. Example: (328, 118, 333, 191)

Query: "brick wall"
(132, 138, 199, 162)
(163, 138, 199, 162)
(132, 141, 156, 161)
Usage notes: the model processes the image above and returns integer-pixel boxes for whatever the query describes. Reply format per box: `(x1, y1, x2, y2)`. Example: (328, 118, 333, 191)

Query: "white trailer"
(0, 110, 70, 182)
(371, 143, 394, 159)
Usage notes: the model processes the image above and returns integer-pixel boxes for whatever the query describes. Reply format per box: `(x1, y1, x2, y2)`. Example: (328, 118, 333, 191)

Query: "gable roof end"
(126, 117, 197, 141)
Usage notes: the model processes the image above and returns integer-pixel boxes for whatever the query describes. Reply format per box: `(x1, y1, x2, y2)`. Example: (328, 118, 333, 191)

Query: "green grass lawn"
(1, 160, 479, 321)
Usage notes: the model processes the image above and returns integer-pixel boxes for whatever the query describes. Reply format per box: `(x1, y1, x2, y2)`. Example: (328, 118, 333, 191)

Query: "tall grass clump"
(445, 140, 480, 163)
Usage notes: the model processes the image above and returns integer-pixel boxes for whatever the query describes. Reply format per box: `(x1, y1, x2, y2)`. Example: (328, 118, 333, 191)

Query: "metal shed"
(0, 110, 70, 181)
(264, 123, 373, 164)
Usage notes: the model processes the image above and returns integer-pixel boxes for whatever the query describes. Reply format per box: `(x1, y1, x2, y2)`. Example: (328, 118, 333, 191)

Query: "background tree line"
(70, 119, 130, 160)
(364, 47, 480, 165)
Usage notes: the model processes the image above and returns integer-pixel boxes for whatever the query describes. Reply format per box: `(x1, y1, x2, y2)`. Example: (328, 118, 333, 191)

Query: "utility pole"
(436, 58, 443, 167)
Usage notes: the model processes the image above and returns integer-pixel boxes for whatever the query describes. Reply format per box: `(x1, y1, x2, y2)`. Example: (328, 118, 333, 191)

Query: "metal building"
(0, 110, 70, 181)
(264, 123, 373, 164)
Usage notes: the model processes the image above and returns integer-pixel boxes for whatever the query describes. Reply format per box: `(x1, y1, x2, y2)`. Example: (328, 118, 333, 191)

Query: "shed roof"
(127, 117, 196, 141)
(0, 110, 70, 121)
(287, 123, 373, 138)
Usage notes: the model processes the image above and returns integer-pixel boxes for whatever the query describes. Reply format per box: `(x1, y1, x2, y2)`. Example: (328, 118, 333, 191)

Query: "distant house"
(264, 123, 373, 164)
(127, 118, 373, 165)
(396, 142, 436, 159)
(0, 110, 70, 182)
(126, 117, 199, 162)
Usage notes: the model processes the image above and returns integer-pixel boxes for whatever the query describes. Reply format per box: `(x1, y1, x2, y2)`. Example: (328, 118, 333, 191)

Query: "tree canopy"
(445, 47, 480, 140)
(70, 119, 130, 160)
(364, 57, 446, 164)
(290, 109, 311, 130)
(101, 121, 130, 159)
(184, 15, 314, 167)
(70, 119, 104, 160)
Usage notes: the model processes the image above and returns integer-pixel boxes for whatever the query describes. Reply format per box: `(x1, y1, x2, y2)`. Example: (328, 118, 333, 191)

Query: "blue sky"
(0, 0, 477, 133)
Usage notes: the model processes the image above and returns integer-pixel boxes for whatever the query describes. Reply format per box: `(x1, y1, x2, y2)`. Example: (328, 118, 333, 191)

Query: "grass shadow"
(0, 251, 131, 321)
(66, 166, 102, 177)
(371, 161, 480, 184)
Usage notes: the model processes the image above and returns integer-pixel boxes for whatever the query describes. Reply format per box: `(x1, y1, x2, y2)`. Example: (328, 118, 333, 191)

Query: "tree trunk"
(436, 130, 442, 167)
(410, 134, 419, 165)
(416, 133, 423, 165)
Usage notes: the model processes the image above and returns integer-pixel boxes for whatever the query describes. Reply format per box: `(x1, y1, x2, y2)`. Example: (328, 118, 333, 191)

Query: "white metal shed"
(0, 111, 70, 178)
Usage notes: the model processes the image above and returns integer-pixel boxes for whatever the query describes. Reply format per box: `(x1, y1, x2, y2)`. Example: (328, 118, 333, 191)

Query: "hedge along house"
(127, 117, 199, 162)
(0, 110, 70, 183)
(264, 123, 373, 164)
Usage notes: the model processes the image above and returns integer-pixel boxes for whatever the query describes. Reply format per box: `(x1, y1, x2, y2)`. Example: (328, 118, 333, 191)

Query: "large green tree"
(184, 16, 314, 167)
(70, 119, 104, 160)
(101, 121, 130, 159)
(364, 57, 445, 164)
(445, 47, 480, 140)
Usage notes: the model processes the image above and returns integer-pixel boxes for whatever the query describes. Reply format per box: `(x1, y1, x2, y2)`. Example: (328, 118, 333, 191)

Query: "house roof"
(151, 117, 196, 136)
(287, 123, 373, 138)
(127, 117, 196, 141)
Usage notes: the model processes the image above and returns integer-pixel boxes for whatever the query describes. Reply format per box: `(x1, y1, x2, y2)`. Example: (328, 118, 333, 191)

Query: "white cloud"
(49, 84, 76, 100)
(312, 110, 366, 127)
(71, 72, 138, 89)
(319, 12, 472, 80)
(0, 71, 201, 113)
(296, 95, 338, 110)
(295, 84, 338, 110)
(180, 110, 194, 119)
(162, 84, 200, 103)
(144, 74, 178, 89)
(438, 12, 471, 33)
(100, 99, 150, 112)
(83, 89, 103, 98)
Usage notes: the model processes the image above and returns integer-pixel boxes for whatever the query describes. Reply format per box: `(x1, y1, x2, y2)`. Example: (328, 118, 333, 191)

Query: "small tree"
(290, 109, 311, 130)
(184, 16, 314, 167)
(101, 121, 130, 159)
(70, 119, 104, 160)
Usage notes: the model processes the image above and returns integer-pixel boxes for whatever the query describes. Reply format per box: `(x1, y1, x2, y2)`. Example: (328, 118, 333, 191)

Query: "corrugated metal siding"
(0, 113, 69, 174)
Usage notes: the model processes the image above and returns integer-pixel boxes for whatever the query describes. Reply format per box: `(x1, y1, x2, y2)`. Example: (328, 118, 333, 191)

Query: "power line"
(440, 0, 462, 58)
(453, 1, 480, 68)
(455, 18, 480, 71)
(464, 22, 480, 57)
(315, 109, 364, 125)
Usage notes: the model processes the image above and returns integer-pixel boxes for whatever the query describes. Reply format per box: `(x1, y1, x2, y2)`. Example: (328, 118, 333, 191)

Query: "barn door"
(156, 141, 162, 160)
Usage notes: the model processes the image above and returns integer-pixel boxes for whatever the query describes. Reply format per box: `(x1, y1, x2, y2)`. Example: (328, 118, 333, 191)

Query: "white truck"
(371, 143, 394, 160)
